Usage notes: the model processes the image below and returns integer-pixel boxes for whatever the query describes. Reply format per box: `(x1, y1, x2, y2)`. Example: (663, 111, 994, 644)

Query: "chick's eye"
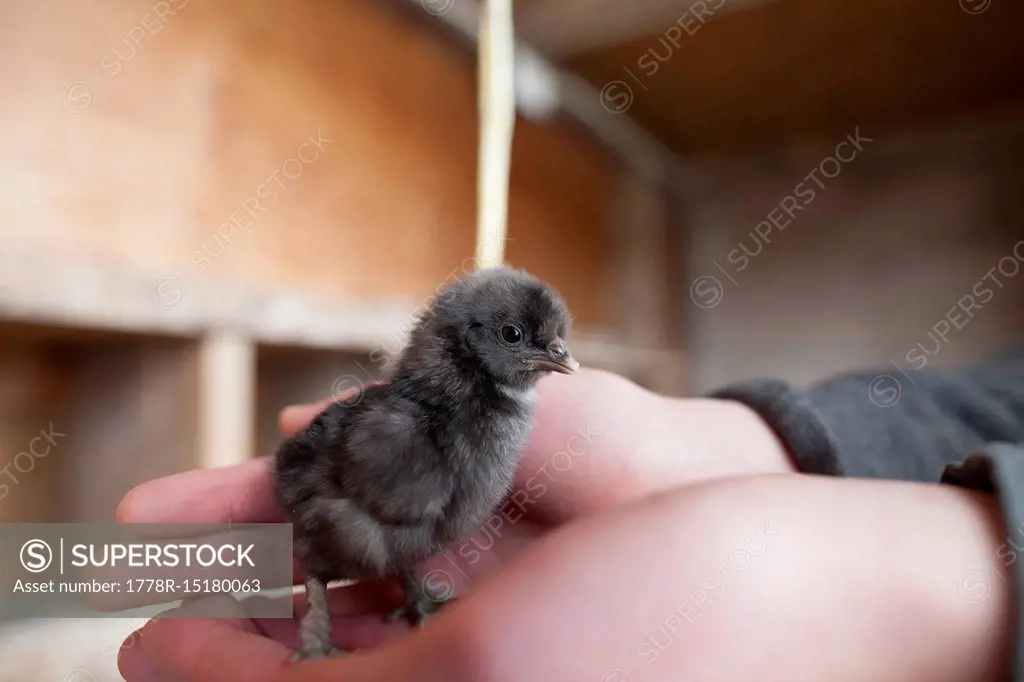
(500, 325, 523, 344)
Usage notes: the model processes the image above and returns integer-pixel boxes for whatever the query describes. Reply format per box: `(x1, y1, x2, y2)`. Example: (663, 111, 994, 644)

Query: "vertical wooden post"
(0, 347, 63, 523)
(197, 330, 255, 469)
(475, 0, 516, 269)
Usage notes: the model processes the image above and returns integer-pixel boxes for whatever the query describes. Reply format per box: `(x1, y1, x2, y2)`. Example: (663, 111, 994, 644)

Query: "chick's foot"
(386, 595, 449, 627)
(385, 569, 454, 628)
(290, 646, 348, 663)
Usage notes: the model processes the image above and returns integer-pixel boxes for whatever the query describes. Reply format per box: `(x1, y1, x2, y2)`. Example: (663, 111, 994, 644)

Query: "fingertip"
(117, 458, 281, 525)
(278, 399, 333, 435)
(116, 484, 151, 524)
(277, 406, 304, 434)
(119, 629, 172, 682)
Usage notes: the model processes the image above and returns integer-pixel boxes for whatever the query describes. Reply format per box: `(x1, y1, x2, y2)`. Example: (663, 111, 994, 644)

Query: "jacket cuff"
(708, 379, 844, 476)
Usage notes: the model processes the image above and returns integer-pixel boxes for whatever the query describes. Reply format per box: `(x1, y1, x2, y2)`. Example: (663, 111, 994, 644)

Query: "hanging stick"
(475, 0, 516, 269)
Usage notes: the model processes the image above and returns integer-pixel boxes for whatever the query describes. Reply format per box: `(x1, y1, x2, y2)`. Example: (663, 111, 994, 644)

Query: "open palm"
(116, 368, 791, 680)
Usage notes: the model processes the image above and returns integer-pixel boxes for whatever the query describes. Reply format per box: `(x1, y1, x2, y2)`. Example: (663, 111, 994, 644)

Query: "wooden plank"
(0, 238, 417, 351)
(197, 331, 255, 470)
(405, 0, 680, 185)
(0, 243, 673, 380)
(475, 0, 516, 269)
(0, 345, 63, 523)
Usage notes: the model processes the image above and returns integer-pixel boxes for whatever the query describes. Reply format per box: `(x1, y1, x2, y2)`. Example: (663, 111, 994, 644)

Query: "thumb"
(129, 617, 290, 682)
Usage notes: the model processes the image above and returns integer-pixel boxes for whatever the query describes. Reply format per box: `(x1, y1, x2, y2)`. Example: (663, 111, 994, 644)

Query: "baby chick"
(273, 266, 578, 660)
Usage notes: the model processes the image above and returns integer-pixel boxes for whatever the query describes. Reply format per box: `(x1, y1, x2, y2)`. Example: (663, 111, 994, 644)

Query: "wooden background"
(0, 0, 1021, 526)
(0, 0, 633, 525)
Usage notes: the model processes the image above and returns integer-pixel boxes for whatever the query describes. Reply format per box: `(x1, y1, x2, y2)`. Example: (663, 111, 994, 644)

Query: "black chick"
(273, 265, 578, 660)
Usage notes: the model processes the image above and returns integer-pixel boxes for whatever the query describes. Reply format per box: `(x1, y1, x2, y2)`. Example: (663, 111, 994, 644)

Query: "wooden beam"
(0, 238, 415, 351)
(0, 243, 676, 382)
(197, 331, 255, 470)
(475, 0, 516, 269)
(516, 0, 775, 59)
(402, 0, 682, 186)
(0, 346, 63, 523)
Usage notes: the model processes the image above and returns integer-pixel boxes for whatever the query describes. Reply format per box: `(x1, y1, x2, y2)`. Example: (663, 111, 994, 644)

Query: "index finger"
(117, 456, 281, 524)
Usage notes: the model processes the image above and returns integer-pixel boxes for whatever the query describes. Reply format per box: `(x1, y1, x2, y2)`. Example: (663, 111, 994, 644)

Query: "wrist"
(625, 395, 796, 498)
(526, 370, 797, 517)
(901, 486, 1014, 682)
(437, 475, 1016, 682)
(758, 478, 1015, 682)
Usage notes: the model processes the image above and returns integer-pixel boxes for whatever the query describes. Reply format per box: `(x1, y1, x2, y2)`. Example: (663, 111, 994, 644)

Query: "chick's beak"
(526, 338, 579, 375)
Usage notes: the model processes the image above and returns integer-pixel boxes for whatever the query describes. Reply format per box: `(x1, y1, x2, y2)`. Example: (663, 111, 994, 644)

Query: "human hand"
(122, 474, 1012, 682)
(118, 368, 793, 679)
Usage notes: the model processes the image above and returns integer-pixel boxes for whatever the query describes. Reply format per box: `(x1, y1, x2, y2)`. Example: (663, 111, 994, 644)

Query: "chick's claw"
(386, 596, 450, 628)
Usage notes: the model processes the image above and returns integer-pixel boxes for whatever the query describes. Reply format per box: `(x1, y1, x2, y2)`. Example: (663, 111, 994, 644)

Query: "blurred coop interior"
(2, 0, 1024, 678)
(1, 0, 1024, 530)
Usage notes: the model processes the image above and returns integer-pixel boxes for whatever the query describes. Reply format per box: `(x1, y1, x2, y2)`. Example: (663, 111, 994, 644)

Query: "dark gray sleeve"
(707, 344, 1024, 481)
(707, 344, 1024, 680)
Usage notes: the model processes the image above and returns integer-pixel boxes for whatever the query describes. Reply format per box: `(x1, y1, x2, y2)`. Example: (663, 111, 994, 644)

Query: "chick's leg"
(293, 576, 347, 662)
(386, 568, 452, 628)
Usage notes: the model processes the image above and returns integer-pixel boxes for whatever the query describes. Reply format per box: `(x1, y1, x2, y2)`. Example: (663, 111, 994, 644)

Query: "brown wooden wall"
(0, 0, 620, 523)
(682, 120, 1024, 391)
(0, 0, 616, 329)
